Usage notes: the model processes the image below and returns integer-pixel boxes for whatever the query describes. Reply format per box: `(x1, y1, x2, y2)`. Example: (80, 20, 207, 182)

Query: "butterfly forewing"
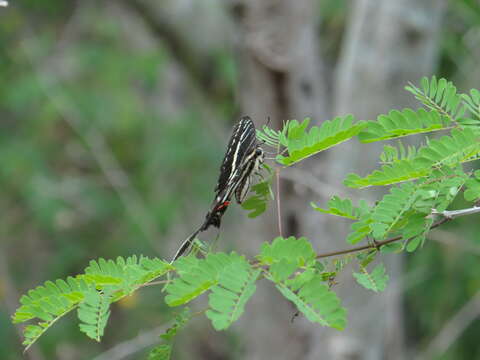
(215, 116, 256, 197)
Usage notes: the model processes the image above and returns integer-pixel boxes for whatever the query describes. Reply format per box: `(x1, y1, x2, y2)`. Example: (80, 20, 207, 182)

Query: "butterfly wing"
(214, 116, 257, 198)
(171, 117, 261, 261)
(234, 146, 264, 204)
(235, 175, 250, 204)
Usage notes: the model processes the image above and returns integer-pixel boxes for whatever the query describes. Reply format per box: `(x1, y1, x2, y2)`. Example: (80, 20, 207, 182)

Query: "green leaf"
(257, 237, 316, 267)
(346, 175, 450, 244)
(461, 89, 480, 119)
(380, 243, 403, 253)
(406, 235, 424, 252)
(416, 128, 480, 167)
(277, 115, 366, 166)
(402, 214, 433, 239)
(344, 160, 429, 188)
(311, 196, 370, 220)
(269, 258, 299, 282)
(160, 307, 191, 342)
(353, 264, 388, 293)
(405, 76, 464, 120)
(78, 289, 112, 341)
(166, 252, 243, 306)
(13, 255, 174, 349)
(285, 268, 317, 291)
(268, 274, 346, 330)
(148, 345, 172, 360)
(83, 256, 172, 295)
(379, 142, 418, 164)
(356, 250, 377, 268)
(256, 125, 282, 148)
(401, 213, 433, 253)
(359, 108, 450, 143)
(370, 182, 420, 240)
(345, 128, 480, 188)
(148, 307, 191, 359)
(206, 258, 260, 330)
(346, 215, 373, 244)
(464, 177, 480, 202)
(13, 277, 89, 349)
(241, 179, 273, 218)
(413, 169, 466, 212)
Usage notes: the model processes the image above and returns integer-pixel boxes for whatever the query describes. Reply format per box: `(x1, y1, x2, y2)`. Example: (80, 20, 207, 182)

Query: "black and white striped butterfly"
(172, 116, 264, 261)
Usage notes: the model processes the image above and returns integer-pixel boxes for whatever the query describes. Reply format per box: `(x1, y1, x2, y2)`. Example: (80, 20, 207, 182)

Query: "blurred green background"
(1, 1, 480, 359)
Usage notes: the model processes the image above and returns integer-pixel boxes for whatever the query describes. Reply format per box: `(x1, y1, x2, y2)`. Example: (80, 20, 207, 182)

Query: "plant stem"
(276, 167, 283, 237)
(315, 217, 451, 259)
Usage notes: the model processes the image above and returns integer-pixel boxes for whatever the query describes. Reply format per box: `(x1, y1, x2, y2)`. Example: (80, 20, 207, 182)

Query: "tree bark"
(317, 1, 446, 359)
(229, 1, 330, 359)
(233, 0, 446, 359)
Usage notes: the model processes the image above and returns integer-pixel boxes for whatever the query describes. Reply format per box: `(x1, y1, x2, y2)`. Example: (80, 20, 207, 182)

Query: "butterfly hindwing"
(235, 174, 250, 204)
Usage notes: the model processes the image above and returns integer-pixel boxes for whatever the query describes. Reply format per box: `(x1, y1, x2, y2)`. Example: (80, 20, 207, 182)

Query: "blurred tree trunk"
(229, 0, 327, 122)
(229, 1, 330, 359)
(232, 0, 446, 359)
(119, 0, 446, 359)
(322, 1, 445, 359)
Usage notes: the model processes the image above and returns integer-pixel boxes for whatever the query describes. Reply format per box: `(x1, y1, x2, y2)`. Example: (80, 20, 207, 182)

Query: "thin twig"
(276, 167, 283, 237)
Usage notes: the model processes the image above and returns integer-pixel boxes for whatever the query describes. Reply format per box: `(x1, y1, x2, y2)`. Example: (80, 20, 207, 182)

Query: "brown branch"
(315, 217, 451, 259)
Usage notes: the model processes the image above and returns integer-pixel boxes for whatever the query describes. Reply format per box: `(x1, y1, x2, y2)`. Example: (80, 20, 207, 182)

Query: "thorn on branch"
(291, 311, 300, 323)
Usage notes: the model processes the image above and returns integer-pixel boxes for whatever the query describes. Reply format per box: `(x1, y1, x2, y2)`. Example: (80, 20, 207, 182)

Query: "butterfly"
(172, 116, 264, 261)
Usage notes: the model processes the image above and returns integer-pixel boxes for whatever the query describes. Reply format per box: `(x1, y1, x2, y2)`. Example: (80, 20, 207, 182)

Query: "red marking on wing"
(215, 201, 230, 211)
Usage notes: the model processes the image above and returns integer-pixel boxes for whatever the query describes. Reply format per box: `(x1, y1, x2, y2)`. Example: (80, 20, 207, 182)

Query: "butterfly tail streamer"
(171, 228, 202, 263)
(170, 203, 229, 263)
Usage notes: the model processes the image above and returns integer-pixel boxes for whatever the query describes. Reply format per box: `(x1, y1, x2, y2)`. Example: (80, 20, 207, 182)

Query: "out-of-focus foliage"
(2, 0, 480, 359)
(149, 307, 191, 360)
(408, 1, 480, 358)
(0, 1, 236, 359)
